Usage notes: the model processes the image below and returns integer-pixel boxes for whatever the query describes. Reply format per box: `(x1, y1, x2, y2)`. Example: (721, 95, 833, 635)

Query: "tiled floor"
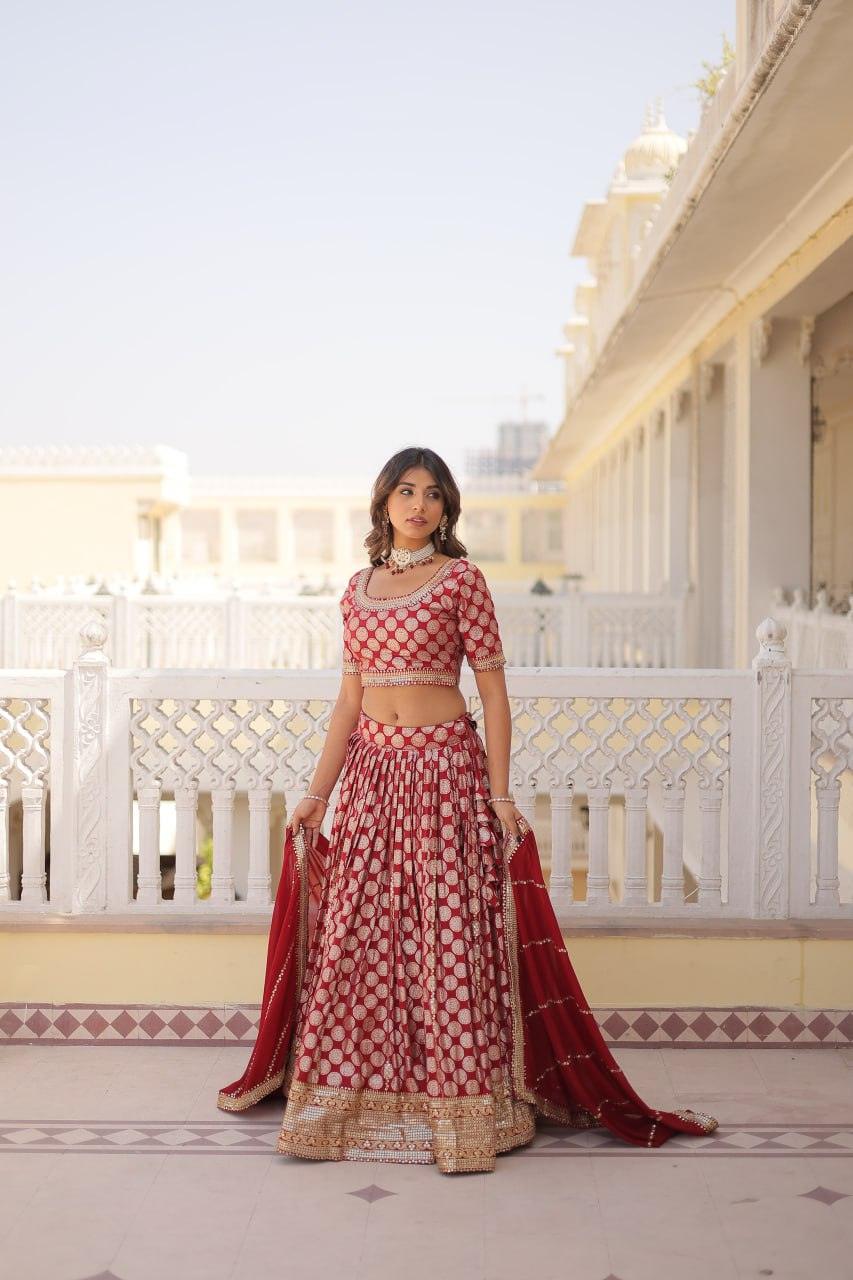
(2, 1043, 853, 1280)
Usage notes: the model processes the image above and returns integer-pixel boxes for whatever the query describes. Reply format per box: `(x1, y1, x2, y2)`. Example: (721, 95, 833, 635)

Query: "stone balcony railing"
(0, 581, 689, 670)
(1, 617, 851, 929)
(771, 588, 853, 669)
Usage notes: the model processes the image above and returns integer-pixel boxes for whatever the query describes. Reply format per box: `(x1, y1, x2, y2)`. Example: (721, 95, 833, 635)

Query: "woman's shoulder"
(447, 555, 488, 582)
(340, 566, 366, 604)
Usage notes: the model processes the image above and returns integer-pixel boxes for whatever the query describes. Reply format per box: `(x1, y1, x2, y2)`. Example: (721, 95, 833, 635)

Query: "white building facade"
(535, 0, 853, 668)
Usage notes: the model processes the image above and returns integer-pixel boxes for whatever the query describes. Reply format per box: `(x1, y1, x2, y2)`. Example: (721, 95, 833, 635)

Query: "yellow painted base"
(3, 930, 852, 1010)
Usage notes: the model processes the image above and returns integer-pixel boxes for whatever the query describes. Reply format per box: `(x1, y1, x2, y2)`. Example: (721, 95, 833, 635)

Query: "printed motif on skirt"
(276, 710, 536, 1172)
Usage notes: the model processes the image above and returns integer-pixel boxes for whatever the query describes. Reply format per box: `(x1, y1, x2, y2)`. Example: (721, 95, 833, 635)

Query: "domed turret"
(623, 99, 687, 181)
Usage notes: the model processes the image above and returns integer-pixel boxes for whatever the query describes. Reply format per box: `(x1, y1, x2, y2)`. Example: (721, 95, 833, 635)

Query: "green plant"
(694, 32, 735, 108)
(196, 833, 213, 899)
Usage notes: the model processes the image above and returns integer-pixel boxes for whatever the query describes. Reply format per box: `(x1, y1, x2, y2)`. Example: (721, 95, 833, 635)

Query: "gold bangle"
(304, 793, 329, 806)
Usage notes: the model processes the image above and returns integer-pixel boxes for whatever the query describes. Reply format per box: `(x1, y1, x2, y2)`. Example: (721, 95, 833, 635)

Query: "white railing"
(1, 617, 851, 926)
(629, 66, 739, 301)
(772, 588, 853, 669)
(0, 581, 689, 670)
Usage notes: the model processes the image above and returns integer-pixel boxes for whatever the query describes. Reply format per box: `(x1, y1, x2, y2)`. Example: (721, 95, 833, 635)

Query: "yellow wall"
(0, 472, 566, 593)
(183, 489, 568, 589)
(0, 476, 170, 587)
(4, 929, 852, 1009)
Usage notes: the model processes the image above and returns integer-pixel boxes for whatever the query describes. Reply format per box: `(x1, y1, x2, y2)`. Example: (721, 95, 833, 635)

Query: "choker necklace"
(384, 538, 436, 575)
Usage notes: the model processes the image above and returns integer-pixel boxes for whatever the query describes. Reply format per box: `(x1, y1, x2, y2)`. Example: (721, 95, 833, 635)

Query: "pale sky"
(2, 0, 734, 481)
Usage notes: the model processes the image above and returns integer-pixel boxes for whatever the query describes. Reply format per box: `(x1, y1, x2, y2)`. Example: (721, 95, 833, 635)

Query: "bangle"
(304, 793, 329, 806)
(488, 795, 514, 805)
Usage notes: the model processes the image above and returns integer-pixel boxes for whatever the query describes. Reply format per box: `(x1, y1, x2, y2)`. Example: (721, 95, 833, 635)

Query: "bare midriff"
(360, 683, 467, 727)
(358, 555, 467, 727)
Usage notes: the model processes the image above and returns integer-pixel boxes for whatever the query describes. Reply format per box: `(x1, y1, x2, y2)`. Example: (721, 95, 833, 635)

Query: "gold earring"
(439, 515, 448, 542)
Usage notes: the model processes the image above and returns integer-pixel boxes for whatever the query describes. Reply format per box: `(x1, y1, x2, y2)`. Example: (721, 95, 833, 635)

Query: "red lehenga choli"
(217, 557, 717, 1172)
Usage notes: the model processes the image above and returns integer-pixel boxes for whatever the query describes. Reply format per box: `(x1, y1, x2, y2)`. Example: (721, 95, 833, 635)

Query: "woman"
(217, 446, 717, 1173)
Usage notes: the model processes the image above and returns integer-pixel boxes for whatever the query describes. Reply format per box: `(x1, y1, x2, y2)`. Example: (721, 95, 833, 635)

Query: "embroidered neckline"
(355, 557, 460, 609)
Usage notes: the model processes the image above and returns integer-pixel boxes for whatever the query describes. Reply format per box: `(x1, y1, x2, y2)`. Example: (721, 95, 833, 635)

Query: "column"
(736, 316, 811, 666)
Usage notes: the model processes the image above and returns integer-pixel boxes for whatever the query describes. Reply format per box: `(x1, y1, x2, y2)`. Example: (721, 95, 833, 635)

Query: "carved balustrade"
(771, 588, 853, 669)
(0, 583, 689, 671)
(1, 617, 852, 926)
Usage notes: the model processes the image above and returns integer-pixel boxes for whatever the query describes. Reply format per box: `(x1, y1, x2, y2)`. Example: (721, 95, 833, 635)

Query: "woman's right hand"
(288, 796, 328, 846)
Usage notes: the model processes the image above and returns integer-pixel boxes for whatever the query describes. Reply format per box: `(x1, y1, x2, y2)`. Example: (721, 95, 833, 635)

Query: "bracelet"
(488, 795, 515, 805)
(304, 793, 329, 806)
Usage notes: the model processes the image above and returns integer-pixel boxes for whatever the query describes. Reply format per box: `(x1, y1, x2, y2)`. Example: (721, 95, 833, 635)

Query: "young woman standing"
(218, 446, 717, 1172)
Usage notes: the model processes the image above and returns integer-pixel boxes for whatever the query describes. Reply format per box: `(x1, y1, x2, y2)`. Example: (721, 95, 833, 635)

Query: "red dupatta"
(217, 824, 328, 1112)
(501, 815, 717, 1145)
(217, 817, 717, 1145)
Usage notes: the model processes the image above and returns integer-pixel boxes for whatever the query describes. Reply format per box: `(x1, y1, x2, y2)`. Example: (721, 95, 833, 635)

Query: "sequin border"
(353, 556, 459, 610)
(501, 821, 603, 1129)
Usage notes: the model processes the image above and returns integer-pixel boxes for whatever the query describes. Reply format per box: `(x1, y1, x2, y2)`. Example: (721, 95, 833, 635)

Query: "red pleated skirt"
(217, 709, 717, 1173)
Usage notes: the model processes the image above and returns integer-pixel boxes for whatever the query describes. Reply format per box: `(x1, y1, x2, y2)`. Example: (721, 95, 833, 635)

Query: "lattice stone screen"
(0, 686, 66, 907)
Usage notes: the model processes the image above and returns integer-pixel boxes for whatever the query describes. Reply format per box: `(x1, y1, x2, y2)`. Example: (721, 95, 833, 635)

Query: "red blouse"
(339, 556, 506, 686)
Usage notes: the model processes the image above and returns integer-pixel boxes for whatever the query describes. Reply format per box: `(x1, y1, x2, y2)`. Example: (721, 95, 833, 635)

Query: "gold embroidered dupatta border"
(215, 824, 311, 1112)
(501, 818, 603, 1130)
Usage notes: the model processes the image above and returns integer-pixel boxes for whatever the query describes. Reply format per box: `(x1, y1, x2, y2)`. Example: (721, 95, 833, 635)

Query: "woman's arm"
(288, 674, 362, 838)
(308, 675, 362, 798)
(475, 666, 523, 839)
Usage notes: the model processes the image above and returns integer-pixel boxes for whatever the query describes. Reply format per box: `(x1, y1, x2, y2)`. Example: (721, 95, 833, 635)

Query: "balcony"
(2, 614, 852, 930)
(2, 613, 852, 1280)
(773, 587, 853, 669)
(0, 578, 691, 670)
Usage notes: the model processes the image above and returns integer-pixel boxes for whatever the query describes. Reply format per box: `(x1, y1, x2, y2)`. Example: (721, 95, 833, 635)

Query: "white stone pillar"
(608, 453, 619, 588)
(751, 617, 792, 918)
(72, 620, 110, 913)
(667, 394, 691, 596)
(595, 463, 606, 588)
(648, 411, 666, 592)
(630, 426, 645, 591)
(695, 366, 726, 667)
(737, 316, 811, 665)
(619, 439, 631, 591)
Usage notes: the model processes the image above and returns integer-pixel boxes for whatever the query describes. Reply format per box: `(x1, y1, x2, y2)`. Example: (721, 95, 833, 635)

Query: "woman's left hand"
(490, 800, 525, 841)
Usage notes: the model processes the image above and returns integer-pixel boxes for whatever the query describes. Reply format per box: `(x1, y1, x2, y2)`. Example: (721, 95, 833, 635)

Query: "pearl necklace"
(384, 537, 436, 575)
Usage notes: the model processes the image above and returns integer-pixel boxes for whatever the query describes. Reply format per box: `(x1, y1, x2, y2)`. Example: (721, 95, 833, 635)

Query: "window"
(180, 510, 221, 565)
(463, 509, 507, 562)
(521, 509, 564, 563)
(293, 509, 334, 561)
(236, 510, 277, 563)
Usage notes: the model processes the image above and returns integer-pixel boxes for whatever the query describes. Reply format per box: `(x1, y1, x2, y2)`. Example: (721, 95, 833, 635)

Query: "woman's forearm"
(480, 687, 512, 795)
(307, 690, 362, 800)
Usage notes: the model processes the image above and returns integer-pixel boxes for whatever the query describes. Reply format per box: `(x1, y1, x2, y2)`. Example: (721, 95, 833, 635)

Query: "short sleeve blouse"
(338, 556, 505, 686)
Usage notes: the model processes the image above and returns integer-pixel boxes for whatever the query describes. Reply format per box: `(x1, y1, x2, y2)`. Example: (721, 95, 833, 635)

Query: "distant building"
(464, 420, 553, 490)
(0, 444, 568, 593)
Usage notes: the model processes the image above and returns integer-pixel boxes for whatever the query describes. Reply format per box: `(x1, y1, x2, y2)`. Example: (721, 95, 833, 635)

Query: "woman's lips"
(407, 519, 426, 524)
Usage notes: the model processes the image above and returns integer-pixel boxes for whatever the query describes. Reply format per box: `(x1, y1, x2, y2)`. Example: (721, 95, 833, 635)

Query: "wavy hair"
(363, 446, 467, 566)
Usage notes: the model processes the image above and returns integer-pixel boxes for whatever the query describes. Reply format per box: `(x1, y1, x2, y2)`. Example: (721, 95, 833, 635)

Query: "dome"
(623, 100, 687, 181)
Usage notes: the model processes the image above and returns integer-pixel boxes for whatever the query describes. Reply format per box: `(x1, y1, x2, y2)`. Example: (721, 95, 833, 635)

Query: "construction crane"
(437, 387, 546, 426)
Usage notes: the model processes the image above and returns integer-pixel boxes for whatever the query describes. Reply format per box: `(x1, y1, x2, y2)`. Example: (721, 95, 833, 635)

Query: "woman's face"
(385, 465, 445, 545)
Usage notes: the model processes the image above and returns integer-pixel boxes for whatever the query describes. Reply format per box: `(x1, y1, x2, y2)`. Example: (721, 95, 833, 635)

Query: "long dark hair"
(363, 446, 467, 566)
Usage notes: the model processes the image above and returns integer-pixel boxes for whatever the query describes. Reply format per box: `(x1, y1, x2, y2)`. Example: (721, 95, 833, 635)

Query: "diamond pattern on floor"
(348, 1184, 397, 1202)
(4, 1045, 853, 1280)
(799, 1185, 851, 1205)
